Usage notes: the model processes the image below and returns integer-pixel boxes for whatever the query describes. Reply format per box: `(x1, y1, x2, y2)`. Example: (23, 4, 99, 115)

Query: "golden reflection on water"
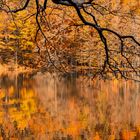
(0, 73, 140, 140)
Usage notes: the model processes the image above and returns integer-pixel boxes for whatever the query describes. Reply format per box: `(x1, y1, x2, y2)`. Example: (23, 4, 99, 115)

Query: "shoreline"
(0, 64, 34, 75)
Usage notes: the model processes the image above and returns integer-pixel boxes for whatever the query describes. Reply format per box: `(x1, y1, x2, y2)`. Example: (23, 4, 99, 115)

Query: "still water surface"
(0, 72, 140, 139)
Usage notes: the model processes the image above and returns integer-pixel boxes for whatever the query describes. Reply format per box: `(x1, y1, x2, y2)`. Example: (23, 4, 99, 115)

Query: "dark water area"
(0, 72, 140, 139)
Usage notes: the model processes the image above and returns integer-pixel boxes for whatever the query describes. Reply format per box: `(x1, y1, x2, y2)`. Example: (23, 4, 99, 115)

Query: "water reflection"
(0, 73, 140, 139)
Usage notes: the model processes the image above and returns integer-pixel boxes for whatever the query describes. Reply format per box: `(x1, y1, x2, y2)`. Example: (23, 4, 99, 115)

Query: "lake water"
(0, 72, 140, 139)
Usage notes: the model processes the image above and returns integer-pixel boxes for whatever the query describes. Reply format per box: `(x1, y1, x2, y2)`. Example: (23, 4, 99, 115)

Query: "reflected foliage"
(0, 73, 139, 139)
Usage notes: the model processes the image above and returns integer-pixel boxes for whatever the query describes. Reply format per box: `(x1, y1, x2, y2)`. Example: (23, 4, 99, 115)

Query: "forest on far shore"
(0, 0, 140, 80)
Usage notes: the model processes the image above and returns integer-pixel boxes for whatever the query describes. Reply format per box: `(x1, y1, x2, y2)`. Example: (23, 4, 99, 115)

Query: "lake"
(0, 72, 140, 139)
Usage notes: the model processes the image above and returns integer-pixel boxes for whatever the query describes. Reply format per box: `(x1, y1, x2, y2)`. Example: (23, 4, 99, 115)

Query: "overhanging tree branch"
(10, 0, 30, 13)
